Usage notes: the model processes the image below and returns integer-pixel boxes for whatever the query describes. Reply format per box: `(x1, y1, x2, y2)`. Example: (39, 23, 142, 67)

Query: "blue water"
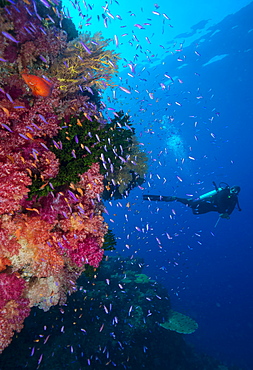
(61, 0, 253, 368)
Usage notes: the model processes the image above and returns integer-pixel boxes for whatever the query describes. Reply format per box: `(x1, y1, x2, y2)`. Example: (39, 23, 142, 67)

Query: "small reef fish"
(2, 31, 20, 43)
(21, 73, 53, 97)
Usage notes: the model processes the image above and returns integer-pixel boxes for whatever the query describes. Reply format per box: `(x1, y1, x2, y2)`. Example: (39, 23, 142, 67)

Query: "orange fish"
(21, 73, 53, 97)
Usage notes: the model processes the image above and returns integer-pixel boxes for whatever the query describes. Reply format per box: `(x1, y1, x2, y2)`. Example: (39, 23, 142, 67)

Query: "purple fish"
(2, 31, 19, 43)
(85, 86, 94, 95)
(52, 140, 60, 149)
(6, 93, 13, 103)
(80, 42, 92, 54)
(40, 143, 49, 150)
(84, 146, 91, 154)
(1, 123, 13, 133)
(39, 55, 48, 63)
(38, 114, 49, 124)
(19, 133, 29, 140)
(119, 86, 131, 94)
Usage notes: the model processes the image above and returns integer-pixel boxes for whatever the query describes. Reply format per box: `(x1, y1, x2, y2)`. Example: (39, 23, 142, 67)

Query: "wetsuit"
(143, 188, 241, 216)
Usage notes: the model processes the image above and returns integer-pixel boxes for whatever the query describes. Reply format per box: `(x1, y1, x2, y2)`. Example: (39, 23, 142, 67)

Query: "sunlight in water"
(161, 115, 186, 161)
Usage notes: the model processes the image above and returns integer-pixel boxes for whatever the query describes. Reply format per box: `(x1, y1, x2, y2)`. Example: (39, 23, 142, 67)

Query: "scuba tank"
(199, 188, 222, 200)
(198, 182, 230, 200)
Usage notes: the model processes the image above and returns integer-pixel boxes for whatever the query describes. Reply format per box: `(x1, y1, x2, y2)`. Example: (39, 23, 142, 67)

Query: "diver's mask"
(230, 186, 240, 195)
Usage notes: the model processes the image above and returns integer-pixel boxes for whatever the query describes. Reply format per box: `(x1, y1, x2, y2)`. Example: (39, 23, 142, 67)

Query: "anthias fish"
(21, 73, 53, 97)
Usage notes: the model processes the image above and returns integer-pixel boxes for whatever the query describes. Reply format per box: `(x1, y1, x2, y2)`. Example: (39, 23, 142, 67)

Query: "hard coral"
(160, 310, 198, 334)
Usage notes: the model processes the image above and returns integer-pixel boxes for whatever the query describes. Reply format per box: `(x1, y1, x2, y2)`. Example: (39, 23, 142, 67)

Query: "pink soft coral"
(0, 273, 26, 309)
(77, 162, 104, 199)
(0, 297, 30, 354)
(0, 272, 30, 353)
(69, 237, 104, 268)
(0, 163, 32, 215)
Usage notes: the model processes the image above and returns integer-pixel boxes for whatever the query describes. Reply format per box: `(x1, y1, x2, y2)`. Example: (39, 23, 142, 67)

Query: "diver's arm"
(236, 199, 242, 211)
(225, 197, 237, 215)
(216, 189, 233, 218)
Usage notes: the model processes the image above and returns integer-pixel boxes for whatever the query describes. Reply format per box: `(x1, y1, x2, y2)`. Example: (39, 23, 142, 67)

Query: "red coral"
(0, 297, 30, 354)
(28, 192, 73, 224)
(18, 27, 67, 69)
(32, 242, 65, 278)
(78, 162, 104, 199)
(69, 237, 104, 268)
(0, 273, 26, 310)
(0, 163, 32, 215)
(0, 0, 110, 356)
(3, 1, 67, 67)
(0, 222, 20, 259)
(36, 151, 59, 180)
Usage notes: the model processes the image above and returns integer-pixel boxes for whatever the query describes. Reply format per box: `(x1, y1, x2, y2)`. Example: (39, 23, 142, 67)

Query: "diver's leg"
(175, 197, 193, 206)
(143, 195, 177, 202)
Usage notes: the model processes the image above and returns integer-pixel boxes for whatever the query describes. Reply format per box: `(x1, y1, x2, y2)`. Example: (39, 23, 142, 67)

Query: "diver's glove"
(219, 213, 230, 219)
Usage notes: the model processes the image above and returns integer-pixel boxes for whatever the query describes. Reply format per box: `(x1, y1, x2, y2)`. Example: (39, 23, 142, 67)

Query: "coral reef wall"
(0, 257, 233, 370)
(0, 0, 147, 353)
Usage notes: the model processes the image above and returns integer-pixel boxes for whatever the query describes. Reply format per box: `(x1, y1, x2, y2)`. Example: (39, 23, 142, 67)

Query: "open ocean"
(92, 1, 253, 368)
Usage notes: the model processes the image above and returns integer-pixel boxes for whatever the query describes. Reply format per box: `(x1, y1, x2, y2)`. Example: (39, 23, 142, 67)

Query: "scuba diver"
(143, 182, 241, 219)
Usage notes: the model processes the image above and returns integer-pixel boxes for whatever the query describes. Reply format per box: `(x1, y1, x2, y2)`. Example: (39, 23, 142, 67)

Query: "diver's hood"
(231, 185, 240, 194)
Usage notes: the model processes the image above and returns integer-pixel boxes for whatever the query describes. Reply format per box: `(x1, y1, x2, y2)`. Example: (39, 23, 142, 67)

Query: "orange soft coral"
(0, 219, 20, 261)
(0, 257, 11, 272)
(8, 214, 64, 278)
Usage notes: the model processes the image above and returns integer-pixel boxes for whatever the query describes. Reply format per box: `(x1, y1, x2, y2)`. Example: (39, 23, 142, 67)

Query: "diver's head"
(230, 185, 240, 195)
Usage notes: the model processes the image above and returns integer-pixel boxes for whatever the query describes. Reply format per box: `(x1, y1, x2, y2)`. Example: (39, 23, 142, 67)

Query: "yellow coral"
(106, 136, 148, 195)
(49, 32, 120, 95)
